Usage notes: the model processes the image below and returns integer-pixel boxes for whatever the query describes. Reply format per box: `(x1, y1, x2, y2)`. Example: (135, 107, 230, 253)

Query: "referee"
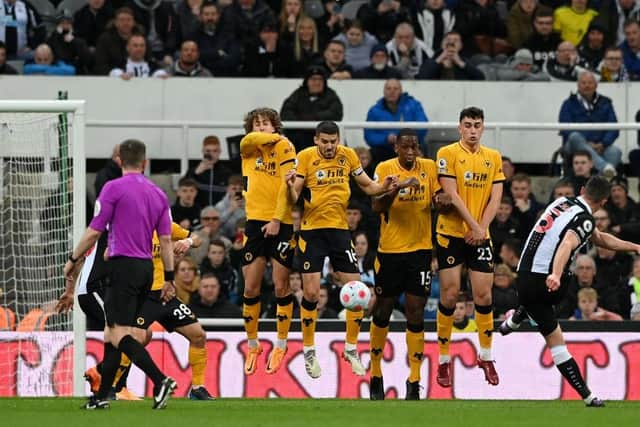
(58, 139, 177, 410)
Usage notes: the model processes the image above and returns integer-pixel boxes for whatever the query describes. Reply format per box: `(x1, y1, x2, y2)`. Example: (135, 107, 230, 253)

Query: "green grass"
(1, 398, 638, 427)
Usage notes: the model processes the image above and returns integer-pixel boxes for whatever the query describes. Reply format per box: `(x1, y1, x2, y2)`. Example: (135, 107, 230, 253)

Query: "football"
(339, 280, 371, 312)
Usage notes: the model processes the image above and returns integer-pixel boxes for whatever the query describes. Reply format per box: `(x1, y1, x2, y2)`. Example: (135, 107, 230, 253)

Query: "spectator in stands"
(415, 0, 455, 54)
(95, 143, 121, 197)
(594, 244, 633, 317)
(189, 206, 232, 264)
(570, 287, 623, 320)
(94, 7, 141, 75)
(629, 256, 640, 319)
(215, 174, 246, 239)
(73, 0, 114, 51)
(222, 0, 276, 57)
(502, 155, 515, 194)
(109, 34, 167, 78)
(593, 207, 611, 232)
(175, 257, 200, 304)
(318, 284, 339, 319)
(0, 0, 44, 60)
(167, 40, 212, 77)
(357, 0, 411, 43)
(352, 43, 402, 79)
(598, 47, 629, 82)
(189, 2, 241, 76)
(507, 0, 548, 50)
(620, 20, 640, 80)
(190, 273, 242, 318)
(349, 146, 375, 202)
(333, 19, 378, 71)
(317, 0, 346, 42)
(577, 21, 606, 72)
(364, 78, 428, 165)
(551, 178, 576, 200)
(176, 0, 205, 41)
(608, 176, 640, 242)
(553, 0, 598, 46)
(47, 11, 92, 75)
(186, 135, 232, 207)
(353, 231, 376, 285)
(416, 30, 484, 80)
(510, 172, 544, 233)
(478, 48, 550, 80)
(280, 65, 343, 150)
(23, 43, 76, 75)
(0, 41, 18, 74)
(385, 22, 432, 79)
(522, 7, 562, 68)
(452, 293, 477, 332)
(279, 15, 321, 77)
(543, 40, 586, 81)
(455, 0, 509, 60)
(171, 177, 202, 230)
(559, 72, 621, 176)
(613, 0, 640, 45)
(565, 150, 594, 195)
(278, 0, 304, 43)
(289, 270, 303, 306)
(492, 263, 518, 319)
(499, 238, 521, 272)
(243, 20, 284, 76)
(200, 239, 239, 302)
(127, 0, 179, 66)
(318, 39, 353, 79)
(490, 196, 521, 255)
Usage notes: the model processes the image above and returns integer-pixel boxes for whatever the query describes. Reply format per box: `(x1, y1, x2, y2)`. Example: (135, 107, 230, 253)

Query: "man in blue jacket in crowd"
(559, 71, 620, 178)
(364, 78, 429, 166)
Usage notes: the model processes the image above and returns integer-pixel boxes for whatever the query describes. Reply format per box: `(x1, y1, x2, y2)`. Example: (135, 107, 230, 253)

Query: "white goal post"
(0, 100, 86, 397)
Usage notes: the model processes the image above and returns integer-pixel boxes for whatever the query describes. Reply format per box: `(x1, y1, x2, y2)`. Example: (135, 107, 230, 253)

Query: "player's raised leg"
(266, 259, 293, 374)
(469, 268, 499, 386)
(435, 263, 462, 388)
(339, 272, 366, 376)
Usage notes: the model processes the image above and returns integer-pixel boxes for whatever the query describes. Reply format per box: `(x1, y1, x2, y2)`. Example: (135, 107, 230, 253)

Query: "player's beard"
(321, 148, 335, 159)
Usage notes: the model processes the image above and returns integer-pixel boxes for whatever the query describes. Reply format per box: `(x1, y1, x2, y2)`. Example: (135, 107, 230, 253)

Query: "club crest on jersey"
(420, 172, 427, 179)
(464, 171, 473, 181)
(313, 159, 321, 166)
(484, 160, 491, 168)
(136, 317, 145, 326)
(316, 170, 326, 180)
(269, 150, 276, 158)
(338, 156, 346, 166)
(437, 158, 447, 172)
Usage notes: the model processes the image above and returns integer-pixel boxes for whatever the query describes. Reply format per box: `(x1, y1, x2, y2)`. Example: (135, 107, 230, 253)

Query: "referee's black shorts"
(515, 271, 571, 337)
(104, 257, 153, 327)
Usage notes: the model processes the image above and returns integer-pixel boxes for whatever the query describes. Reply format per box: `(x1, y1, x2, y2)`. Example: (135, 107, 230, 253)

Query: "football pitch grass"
(2, 399, 639, 427)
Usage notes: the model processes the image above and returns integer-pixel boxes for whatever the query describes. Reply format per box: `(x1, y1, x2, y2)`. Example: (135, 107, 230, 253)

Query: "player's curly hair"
(243, 108, 282, 134)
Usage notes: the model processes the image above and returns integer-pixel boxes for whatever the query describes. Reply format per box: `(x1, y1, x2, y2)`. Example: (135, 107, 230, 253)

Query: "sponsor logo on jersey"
(437, 158, 447, 173)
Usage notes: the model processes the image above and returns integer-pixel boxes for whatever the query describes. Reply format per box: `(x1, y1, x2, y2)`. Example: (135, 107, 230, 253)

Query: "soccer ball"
(340, 281, 371, 312)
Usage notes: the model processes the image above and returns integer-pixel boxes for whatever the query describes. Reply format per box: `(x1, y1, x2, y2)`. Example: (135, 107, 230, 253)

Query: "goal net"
(0, 101, 86, 397)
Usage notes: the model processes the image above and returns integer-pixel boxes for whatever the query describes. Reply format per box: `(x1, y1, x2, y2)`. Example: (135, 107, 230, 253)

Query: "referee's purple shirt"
(90, 173, 171, 259)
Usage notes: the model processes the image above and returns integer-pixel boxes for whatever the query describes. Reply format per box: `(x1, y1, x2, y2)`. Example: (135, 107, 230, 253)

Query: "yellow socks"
(475, 305, 494, 360)
(275, 294, 294, 344)
(189, 345, 207, 386)
(112, 353, 131, 387)
(300, 298, 318, 347)
(369, 321, 389, 378)
(406, 327, 424, 383)
(242, 295, 261, 345)
(345, 310, 364, 348)
(437, 303, 455, 361)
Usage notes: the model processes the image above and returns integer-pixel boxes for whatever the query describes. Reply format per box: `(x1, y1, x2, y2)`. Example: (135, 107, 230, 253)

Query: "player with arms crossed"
(500, 176, 640, 407)
(435, 107, 504, 387)
(58, 139, 177, 410)
(369, 128, 450, 400)
(240, 108, 298, 375)
(286, 121, 402, 378)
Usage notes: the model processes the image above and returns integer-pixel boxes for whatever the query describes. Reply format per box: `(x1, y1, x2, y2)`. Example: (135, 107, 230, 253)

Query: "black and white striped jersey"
(517, 196, 595, 275)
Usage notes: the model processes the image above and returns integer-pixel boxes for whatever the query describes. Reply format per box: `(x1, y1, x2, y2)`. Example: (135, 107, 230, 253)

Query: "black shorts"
(135, 290, 198, 332)
(374, 250, 433, 298)
(103, 257, 153, 327)
(435, 234, 494, 273)
(296, 228, 358, 274)
(242, 220, 294, 269)
(78, 288, 106, 331)
(516, 271, 571, 337)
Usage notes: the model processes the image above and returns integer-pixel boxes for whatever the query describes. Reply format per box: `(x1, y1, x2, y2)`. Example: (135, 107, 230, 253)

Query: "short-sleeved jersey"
(242, 135, 297, 224)
(90, 173, 171, 259)
(375, 158, 440, 253)
(151, 222, 190, 291)
(296, 145, 363, 231)
(436, 142, 505, 238)
(518, 196, 595, 275)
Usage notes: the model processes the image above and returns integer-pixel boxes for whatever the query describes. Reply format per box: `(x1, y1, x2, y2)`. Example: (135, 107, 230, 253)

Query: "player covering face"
(369, 129, 450, 400)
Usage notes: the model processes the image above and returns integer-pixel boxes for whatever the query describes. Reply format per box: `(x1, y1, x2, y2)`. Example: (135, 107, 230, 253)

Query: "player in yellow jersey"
(286, 121, 404, 379)
(435, 107, 505, 387)
(368, 128, 449, 400)
(239, 108, 297, 376)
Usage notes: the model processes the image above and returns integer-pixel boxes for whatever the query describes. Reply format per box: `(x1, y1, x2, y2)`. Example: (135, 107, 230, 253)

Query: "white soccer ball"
(340, 280, 371, 312)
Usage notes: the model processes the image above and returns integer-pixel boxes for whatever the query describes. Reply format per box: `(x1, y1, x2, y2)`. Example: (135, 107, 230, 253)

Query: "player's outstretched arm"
(372, 177, 418, 212)
(547, 231, 580, 292)
(439, 177, 483, 237)
(354, 173, 399, 196)
(286, 171, 303, 204)
(240, 132, 282, 156)
(591, 228, 640, 253)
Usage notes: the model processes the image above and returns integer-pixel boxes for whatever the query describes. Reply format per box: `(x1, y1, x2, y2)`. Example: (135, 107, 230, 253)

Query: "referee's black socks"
(119, 335, 165, 386)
